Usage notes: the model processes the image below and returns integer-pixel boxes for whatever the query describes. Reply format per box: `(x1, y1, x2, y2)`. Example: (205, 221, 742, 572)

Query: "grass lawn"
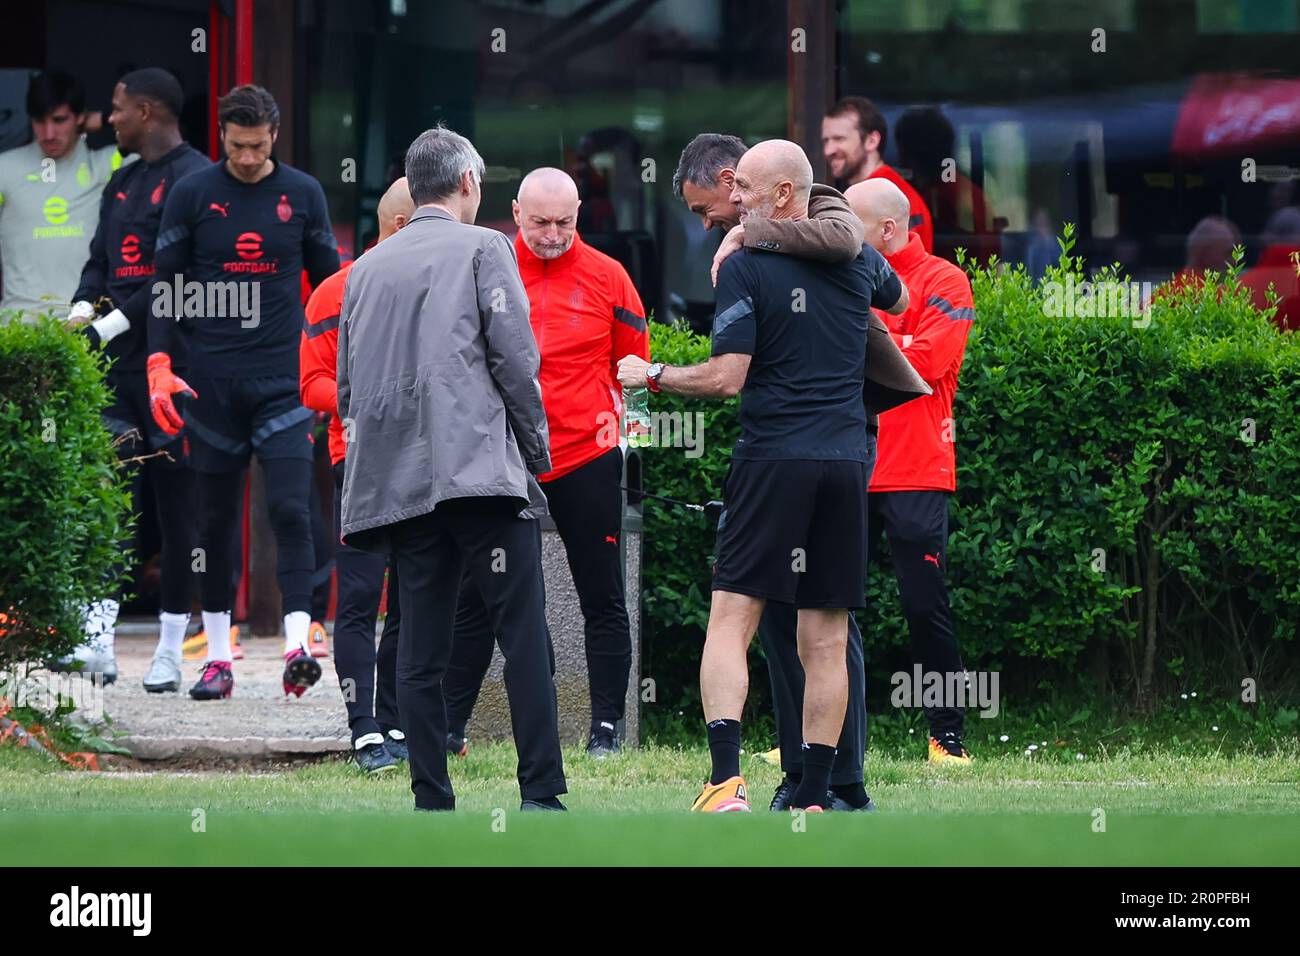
(2, 741, 1298, 866)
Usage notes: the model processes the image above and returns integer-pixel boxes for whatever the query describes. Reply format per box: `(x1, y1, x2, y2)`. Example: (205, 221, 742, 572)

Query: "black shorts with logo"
(183, 372, 315, 473)
(712, 457, 868, 609)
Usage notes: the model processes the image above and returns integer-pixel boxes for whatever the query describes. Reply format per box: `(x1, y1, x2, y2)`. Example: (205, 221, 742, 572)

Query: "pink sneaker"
(189, 660, 233, 700)
(282, 648, 322, 698)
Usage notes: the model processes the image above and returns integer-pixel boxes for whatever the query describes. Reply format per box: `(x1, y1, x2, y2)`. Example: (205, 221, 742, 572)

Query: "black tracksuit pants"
(867, 490, 964, 736)
(196, 458, 314, 614)
(443, 446, 630, 731)
(332, 463, 400, 743)
(389, 496, 565, 810)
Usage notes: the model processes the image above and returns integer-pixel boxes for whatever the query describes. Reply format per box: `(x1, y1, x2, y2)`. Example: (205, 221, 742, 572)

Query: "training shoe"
(928, 732, 973, 766)
(520, 798, 567, 812)
(446, 731, 468, 758)
(308, 620, 330, 658)
(586, 730, 620, 759)
(52, 645, 118, 685)
(183, 625, 242, 661)
(384, 732, 409, 762)
(691, 776, 751, 812)
(142, 648, 182, 693)
(353, 739, 398, 775)
(189, 660, 234, 700)
(769, 776, 797, 811)
(282, 648, 322, 698)
(827, 790, 877, 812)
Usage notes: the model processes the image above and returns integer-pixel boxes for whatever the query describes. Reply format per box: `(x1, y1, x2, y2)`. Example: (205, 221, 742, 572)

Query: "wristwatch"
(645, 362, 666, 393)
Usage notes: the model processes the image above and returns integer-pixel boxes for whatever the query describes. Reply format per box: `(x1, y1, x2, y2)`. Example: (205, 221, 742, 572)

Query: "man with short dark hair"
(61, 68, 210, 688)
(0, 70, 131, 318)
(822, 96, 933, 252)
(338, 126, 566, 812)
(149, 84, 340, 701)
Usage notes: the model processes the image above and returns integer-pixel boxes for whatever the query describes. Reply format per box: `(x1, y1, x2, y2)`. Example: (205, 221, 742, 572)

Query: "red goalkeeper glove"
(146, 352, 196, 436)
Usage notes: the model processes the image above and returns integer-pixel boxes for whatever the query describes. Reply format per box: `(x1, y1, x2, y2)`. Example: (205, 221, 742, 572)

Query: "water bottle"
(624, 387, 653, 447)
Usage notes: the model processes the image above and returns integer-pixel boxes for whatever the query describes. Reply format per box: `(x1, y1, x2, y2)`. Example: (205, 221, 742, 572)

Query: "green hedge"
(0, 316, 131, 669)
(639, 229, 1300, 729)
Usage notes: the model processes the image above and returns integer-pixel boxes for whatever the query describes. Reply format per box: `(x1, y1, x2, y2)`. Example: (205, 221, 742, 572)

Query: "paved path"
(103, 631, 350, 760)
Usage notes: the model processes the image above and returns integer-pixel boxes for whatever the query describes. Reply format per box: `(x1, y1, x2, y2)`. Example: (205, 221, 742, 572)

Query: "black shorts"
(103, 369, 188, 466)
(712, 457, 868, 609)
(183, 371, 315, 473)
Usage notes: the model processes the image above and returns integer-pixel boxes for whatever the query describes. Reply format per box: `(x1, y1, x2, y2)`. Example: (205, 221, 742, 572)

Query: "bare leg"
(700, 590, 765, 722)
(797, 607, 849, 746)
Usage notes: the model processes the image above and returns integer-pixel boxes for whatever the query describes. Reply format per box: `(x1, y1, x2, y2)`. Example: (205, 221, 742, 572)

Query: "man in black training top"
(64, 68, 209, 690)
(618, 140, 905, 812)
(148, 84, 340, 701)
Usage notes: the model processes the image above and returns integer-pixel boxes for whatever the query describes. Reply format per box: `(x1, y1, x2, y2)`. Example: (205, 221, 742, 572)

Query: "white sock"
(81, 598, 119, 654)
(284, 610, 310, 655)
(202, 610, 232, 663)
(158, 611, 190, 657)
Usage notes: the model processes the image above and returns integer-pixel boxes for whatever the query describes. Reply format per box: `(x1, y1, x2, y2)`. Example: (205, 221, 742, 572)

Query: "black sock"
(591, 719, 616, 739)
(830, 781, 870, 809)
(792, 743, 836, 808)
(706, 718, 742, 785)
(447, 723, 466, 740)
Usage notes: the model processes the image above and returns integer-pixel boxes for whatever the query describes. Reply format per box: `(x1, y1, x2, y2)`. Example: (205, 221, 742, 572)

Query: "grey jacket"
(337, 206, 551, 550)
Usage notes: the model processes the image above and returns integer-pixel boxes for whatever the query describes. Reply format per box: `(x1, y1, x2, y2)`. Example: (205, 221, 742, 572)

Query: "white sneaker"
(56, 643, 118, 685)
(143, 649, 182, 693)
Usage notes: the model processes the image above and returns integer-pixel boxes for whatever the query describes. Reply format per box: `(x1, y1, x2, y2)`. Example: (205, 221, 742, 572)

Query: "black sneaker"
(586, 723, 620, 758)
(769, 776, 798, 811)
(353, 740, 398, 775)
(520, 797, 567, 812)
(827, 790, 877, 812)
(446, 731, 468, 758)
(384, 732, 409, 762)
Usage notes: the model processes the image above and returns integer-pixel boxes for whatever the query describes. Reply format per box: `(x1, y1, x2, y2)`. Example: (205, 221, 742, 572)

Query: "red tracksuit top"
(513, 231, 649, 482)
(869, 233, 973, 492)
(299, 260, 353, 465)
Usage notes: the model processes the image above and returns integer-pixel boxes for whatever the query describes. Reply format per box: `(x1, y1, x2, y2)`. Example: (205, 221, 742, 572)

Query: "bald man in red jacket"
(847, 178, 974, 766)
(441, 167, 650, 759)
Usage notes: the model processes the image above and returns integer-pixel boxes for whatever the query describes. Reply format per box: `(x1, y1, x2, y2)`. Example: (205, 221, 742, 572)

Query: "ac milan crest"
(276, 194, 293, 223)
(151, 178, 166, 205)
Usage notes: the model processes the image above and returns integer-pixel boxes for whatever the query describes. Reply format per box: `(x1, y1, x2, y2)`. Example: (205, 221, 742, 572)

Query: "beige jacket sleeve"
(740, 184, 864, 262)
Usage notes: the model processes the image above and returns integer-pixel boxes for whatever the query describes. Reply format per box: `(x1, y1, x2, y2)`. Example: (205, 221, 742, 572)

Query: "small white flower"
(999, 734, 1009, 742)
(1191, 692, 1198, 698)
(1181, 693, 1188, 700)
(1076, 753, 1084, 761)
(1028, 744, 1039, 751)
(1212, 725, 1219, 732)
(1041, 740, 1047, 746)
(909, 728, 915, 734)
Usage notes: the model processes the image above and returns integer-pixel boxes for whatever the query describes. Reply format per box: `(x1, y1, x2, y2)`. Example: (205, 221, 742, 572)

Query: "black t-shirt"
(74, 142, 210, 371)
(711, 243, 901, 462)
(152, 159, 339, 378)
